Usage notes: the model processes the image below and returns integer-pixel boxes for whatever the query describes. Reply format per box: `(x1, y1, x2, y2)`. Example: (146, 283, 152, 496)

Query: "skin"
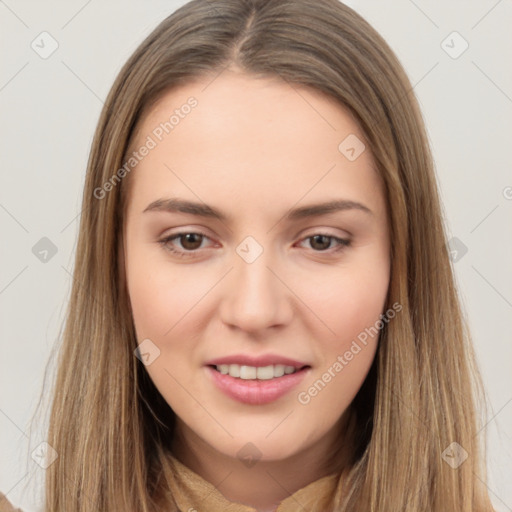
(123, 69, 390, 511)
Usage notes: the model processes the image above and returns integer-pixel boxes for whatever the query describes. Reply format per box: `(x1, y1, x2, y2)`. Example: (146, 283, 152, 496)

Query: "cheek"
(294, 253, 389, 417)
(304, 253, 390, 345)
(127, 251, 211, 341)
(126, 250, 221, 398)
(126, 262, 210, 408)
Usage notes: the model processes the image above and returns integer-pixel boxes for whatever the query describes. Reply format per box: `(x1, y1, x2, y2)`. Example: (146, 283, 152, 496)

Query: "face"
(123, 70, 390, 464)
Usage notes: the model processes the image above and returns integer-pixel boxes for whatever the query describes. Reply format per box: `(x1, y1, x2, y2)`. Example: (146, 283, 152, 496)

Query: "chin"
(205, 427, 313, 464)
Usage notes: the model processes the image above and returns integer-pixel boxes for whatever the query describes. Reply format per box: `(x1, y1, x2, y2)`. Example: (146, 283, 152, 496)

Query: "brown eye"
(298, 233, 351, 253)
(309, 234, 332, 251)
(179, 233, 204, 250)
(158, 231, 212, 258)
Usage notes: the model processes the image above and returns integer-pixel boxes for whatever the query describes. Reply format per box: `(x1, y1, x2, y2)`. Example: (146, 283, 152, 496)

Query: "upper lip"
(205, 354, 310, 369)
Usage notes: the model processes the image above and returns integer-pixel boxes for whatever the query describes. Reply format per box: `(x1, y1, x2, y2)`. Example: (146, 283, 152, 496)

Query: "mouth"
(205, 364, 311, 405)
(208, 363, 310, 380)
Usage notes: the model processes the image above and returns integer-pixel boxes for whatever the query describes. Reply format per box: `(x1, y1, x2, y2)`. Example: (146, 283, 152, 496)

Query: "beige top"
(159, 452, 342, 511)
(0, 452, 343, 511)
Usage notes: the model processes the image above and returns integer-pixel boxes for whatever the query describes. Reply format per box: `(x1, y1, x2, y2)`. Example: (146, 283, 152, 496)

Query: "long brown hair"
(34, 0, 496, 510)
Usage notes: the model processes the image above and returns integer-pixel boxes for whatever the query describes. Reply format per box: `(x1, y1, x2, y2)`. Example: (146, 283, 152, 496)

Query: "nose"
(219, 247, 293, 334)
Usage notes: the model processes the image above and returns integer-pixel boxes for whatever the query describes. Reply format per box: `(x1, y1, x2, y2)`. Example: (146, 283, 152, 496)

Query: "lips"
(204, 354, 311, 405)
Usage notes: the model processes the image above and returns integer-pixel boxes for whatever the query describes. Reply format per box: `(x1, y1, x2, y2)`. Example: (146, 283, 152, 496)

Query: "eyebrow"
(143, 197, 372, 221)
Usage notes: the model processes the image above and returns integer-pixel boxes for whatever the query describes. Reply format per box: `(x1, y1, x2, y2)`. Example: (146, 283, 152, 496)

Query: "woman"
(1, 0, 497, 510)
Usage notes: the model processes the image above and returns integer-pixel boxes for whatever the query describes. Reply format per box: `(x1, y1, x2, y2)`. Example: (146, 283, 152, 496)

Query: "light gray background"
(1, 1, 511, 510)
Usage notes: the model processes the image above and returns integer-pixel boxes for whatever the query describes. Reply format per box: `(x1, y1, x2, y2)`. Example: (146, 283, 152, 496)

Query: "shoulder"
(0, 493, 24, 512)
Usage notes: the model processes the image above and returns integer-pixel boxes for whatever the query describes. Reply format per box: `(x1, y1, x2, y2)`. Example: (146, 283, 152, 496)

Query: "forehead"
(126, 70, 385, 220)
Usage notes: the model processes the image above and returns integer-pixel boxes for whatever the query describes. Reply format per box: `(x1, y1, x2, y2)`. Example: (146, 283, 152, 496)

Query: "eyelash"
(158, 231, 351, 258)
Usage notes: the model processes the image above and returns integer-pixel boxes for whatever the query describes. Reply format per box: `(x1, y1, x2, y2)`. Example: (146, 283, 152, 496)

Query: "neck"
(169, 410, 355, 511)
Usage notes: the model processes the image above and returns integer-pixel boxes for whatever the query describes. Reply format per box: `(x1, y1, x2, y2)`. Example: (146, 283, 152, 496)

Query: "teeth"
(240, 365, 257, 379)
(215, 364, 299, 379)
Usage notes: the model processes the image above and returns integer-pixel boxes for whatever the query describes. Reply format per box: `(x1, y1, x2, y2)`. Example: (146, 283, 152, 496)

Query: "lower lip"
(206, 365, 310, 405)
